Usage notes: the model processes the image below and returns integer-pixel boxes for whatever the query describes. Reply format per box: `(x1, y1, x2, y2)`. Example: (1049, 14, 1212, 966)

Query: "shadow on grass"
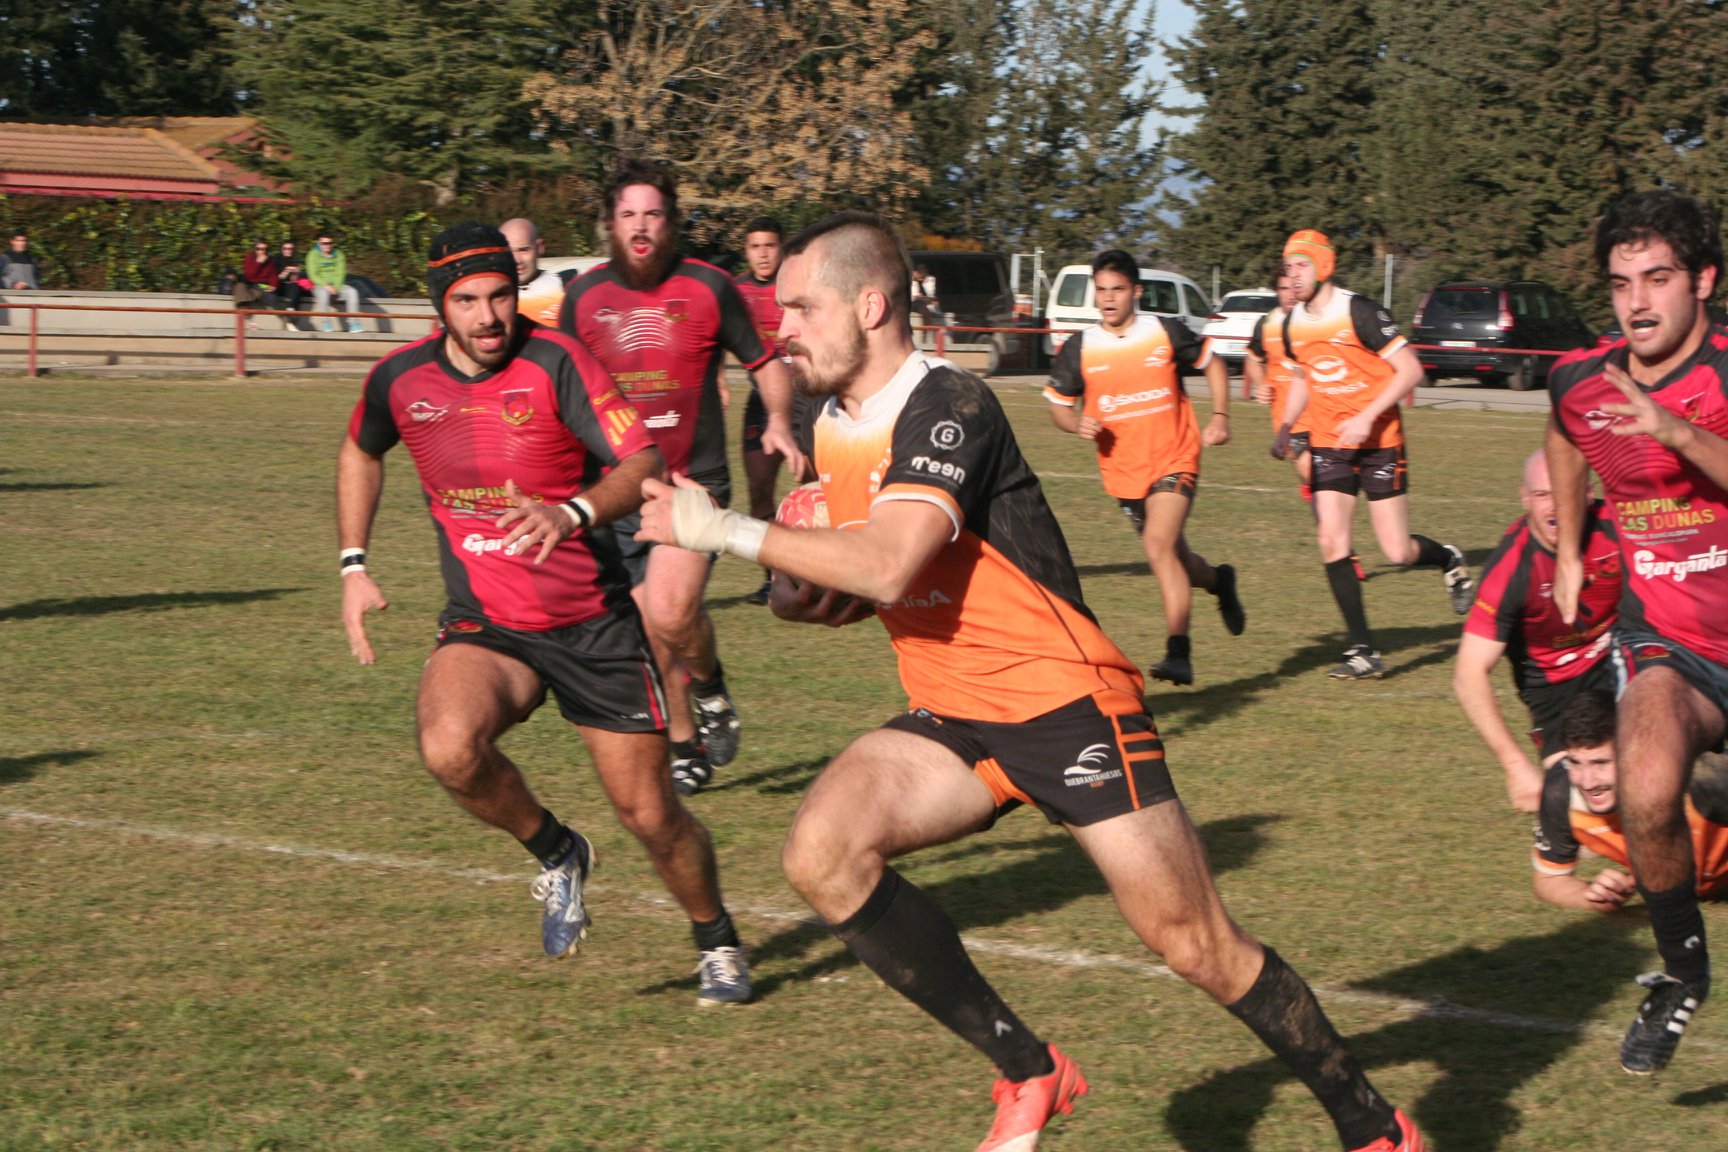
(1147, 622, 1462, 740)
(0, 481, 108, 493)
(0, 748, 99, 785)
(0, 588, 303, 622)
(687, 814, 1280, 1004)
(705, 756, 827, 796)
(1075, 561, 1150, 580)
(1164, 916, 1646, 1151)
(1675, 1081, 1728, 1106)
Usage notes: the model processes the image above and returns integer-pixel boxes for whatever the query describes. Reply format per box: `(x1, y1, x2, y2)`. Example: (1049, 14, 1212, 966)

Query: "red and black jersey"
(559, 257, 772, 487)
(1532, 761, 1728, 896)
(1548, 328, 1728, 665)
(349, 322, 656, 632)
(1464, 502, 1622, 694)
(799, 352, 1142, 723)
(733, 272, 784, 358)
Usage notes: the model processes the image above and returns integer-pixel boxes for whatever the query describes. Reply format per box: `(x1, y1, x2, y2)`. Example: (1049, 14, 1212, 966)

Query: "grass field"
(3, 372, 1725, 1151)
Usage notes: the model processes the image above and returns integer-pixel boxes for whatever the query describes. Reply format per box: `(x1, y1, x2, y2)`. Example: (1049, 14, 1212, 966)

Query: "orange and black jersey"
(1043, 314, 1213, 499)
(800, 352, 1143, 722)
(1532, 762, 1728, 897)
(1464, 502, 1622, 694)
(1282, 289, 1407, 449)
(1247, 306, 1305, 434)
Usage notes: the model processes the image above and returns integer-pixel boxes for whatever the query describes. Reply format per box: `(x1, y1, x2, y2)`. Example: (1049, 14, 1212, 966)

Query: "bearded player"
(337, 222, 751, 1005)
(1547, 188, 1728, 1073)
(638, 211, 1423, 1152)
(560, 160, 804, 794)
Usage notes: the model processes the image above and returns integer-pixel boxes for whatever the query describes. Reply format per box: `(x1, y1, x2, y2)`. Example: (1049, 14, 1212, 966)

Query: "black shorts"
(741, 386, 769, 454)
(1117, 473, 1198, 534)
(882, 691, 1178, 827)
(1311, 444, 1408, 501)
(608, 480, 730, 586)
(1289, 431, 1311, 457)
(1620, 626, 1728, 750)
(1520, 658, 1620, 759)
(434, 609, 667, 733)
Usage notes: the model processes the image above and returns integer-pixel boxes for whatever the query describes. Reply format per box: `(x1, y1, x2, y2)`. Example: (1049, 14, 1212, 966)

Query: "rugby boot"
(1347, 1109, 1426, 1152)
(1620, 971, 1708, 1074)
(1328, 645, 1385, 680)
(695, 945, 753, 1006)
(1442, 543, 1473, 615)
(692, 686, 742, 766)
(976, 1044, 1088, 1152)
(671, 749, 715, 796)
(1148, 655, 1194, 686)
(530, 831, 594, 958)
(1212, 563, 1246, 636)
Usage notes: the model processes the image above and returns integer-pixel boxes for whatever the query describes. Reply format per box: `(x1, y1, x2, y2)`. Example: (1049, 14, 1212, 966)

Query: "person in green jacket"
(308, 232, 364, 332)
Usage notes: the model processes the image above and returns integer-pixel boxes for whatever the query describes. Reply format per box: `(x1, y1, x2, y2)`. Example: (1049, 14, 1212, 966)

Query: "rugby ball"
(775, 482, 829, 529)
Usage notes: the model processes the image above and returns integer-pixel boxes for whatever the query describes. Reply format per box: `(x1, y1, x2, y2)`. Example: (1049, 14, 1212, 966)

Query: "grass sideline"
(2, 373, 1724, 1151)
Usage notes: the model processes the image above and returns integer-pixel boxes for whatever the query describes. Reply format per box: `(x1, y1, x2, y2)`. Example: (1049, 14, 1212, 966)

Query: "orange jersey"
(1282, 288, 1407, 449)
(810, 352, 1143, 722)
(1247, 307, 1305, 434)
(1533, 764, 1728, 897)
(1043, 314, 1212, 499)
(518, 269, 566, 328)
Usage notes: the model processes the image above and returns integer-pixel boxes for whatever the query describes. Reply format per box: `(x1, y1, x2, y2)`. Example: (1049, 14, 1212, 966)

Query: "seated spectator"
(1, 231, 42, 290)
(274, 240, 310, 313)
(306, 231, 364, 333)
(232, 239, 284, 327)
(1530, 688, 1728, 912)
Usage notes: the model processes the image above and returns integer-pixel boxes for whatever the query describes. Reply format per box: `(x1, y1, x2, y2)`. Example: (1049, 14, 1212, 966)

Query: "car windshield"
(1221, 294, 1276, 313)
(1427, 288, 1495, 318)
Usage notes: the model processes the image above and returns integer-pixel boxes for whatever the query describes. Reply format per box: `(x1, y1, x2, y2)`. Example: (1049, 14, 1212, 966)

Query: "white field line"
(6, 807, 1704, 1053)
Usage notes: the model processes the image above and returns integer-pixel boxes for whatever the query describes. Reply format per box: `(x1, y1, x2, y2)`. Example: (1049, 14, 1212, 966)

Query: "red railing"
(0, 301, 438, 377)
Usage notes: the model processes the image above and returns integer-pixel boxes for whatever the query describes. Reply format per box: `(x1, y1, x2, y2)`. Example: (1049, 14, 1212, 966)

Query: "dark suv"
(1411, 281, 1594, 390)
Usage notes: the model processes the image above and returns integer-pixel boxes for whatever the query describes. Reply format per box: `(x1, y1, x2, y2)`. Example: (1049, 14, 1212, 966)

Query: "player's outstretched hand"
(1602, 361, 1693, 448)
(1505, 759, 1544, 814)
(1270, 423, 1293, 461)
(342, 571, 388, 665)
(760, 420, 808, 480)
(1202, 412, 1231, 447)
(495, 478, 571, 566)
(768, 570, 876, 628)
(1584, 867, 1637, 912)
(639, 473, 749, 557)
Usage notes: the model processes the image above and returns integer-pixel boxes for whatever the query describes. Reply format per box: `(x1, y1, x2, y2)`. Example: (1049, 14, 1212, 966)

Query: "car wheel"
(1509, 357, 1538, 391)
(983, 334, 1003, 377)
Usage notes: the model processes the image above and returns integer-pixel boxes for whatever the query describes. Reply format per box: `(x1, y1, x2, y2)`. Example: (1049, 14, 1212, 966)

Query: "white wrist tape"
(669, 486, 767, 562)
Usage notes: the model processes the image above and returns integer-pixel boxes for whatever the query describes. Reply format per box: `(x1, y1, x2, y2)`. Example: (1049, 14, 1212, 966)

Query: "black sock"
(520, 808, 576, 869)
(1409, 534, 1450, 569)
(1325, 558, 1374, 649)
(833, 868, 1053, 1081)
(1166, 634, 1192, 659)
(690, 664, 727, 698)
(1641, 880, 1711, 986)
(672, 738, 703, 761)
(1226, 948, 1397, 1150)
(692, 910, 741, 952)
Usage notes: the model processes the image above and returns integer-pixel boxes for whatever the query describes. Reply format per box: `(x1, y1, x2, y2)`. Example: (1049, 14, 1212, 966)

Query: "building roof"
(0, 117, 284, 200)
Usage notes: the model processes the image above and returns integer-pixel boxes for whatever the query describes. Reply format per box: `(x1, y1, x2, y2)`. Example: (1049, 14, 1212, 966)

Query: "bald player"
(638, 210, 1424, 1152)
(502, 218, 567, 328)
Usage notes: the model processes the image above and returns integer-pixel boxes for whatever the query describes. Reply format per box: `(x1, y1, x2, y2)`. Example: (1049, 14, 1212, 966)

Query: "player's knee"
(613, 793, 684, 857)
(782, 815, 856, 898)
(417, 726, 492, 793)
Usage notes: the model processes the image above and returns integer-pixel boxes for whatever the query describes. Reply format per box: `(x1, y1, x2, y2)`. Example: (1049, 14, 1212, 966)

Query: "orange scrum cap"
(1283, 230, 1335, 282)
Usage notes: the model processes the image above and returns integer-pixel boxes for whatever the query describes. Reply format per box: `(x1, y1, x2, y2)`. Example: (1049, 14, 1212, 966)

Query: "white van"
(1043, 264, 1213, 355)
